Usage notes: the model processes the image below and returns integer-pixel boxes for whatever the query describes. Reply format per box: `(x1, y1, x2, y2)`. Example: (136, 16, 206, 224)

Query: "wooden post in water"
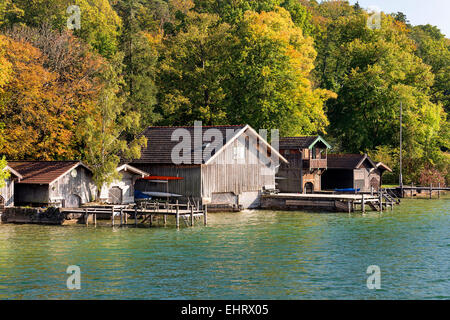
(149, 214, 153, 227)
(111, 207, 115, 227)
(120, 208, 123, 226)
(124, 209, 128, 225)
(379, 192, 383, 212)
(203, 204, 208, 226)
(438, 183, 441, 199)
(361, 194, 365, 213)
(429, 183, 432, 199)
(85, 208, 88, 226)
(176, 200, 180, 229)
(134, 207, 138, 227)
(347, 201, 351, 214)
(190, 205, 194, 226)
(94, 212, 97, 226)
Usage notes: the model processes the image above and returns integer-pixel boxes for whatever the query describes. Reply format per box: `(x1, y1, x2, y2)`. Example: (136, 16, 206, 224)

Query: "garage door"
(108, 187, 123, 204)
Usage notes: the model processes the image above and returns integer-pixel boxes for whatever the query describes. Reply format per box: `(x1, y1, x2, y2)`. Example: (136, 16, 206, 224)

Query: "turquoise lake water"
(0, 198, 448, 299)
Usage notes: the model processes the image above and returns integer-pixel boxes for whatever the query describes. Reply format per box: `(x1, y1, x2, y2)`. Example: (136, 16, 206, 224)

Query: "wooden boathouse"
(129, 125, 288, 210)
(277, 136, 331, 193)
(7, 161, 96, 208)
(321, 154, 392, 192)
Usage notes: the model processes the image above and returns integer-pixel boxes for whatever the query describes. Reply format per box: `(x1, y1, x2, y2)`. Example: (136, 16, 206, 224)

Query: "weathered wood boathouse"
(130, 125, 288, 210)
(321, 154, 392, 192)
(7, 161, 96, 208)
(277, 136, 331, 193)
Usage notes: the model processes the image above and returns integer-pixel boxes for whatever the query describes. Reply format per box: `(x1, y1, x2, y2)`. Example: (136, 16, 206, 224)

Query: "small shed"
(0, 166, 23, 209)
(99, 164, 149, 204)
(321, 154, 392, 192)
(8, 161, 96, 208)
(277, 136, 331, 193)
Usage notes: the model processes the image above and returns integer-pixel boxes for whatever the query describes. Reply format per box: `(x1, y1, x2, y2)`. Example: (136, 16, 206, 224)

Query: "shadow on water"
(0, 197, 448, 299)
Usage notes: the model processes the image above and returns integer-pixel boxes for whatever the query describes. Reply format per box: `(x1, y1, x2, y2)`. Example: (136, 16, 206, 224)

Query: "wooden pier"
(261, 191, 399, 213)
(391, 184, 449, 199)
(61, 200, 207, 229)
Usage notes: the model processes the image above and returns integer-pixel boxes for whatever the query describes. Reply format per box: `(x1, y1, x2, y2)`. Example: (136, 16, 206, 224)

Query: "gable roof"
(117, 164, 149, 177)
(327, 154, 377, 169)
(4, 165, 23, 180)
(131, 125, 287, 165)
(7, 161, 91, 184)
(376, 162, 393, 173)
(280, 136, 331, 150)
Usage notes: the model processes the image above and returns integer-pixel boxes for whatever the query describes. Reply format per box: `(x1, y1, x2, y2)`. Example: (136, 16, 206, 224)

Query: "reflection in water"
(0, 198, 448, 299)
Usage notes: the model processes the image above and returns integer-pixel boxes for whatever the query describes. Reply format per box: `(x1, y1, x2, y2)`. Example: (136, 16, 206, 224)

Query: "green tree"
(2, 0, 122, 58)
(157, 10, 233, 125)
(114, 0, 161, 129)
(226, 7, 334, 135)
(81, 54, 146, 196)
(0, 157, 9, 189)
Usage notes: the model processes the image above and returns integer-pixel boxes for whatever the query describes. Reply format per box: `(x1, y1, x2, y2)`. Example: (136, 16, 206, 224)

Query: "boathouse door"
(65, 194, 81, 208)
(305, 182, 314, 194)
(108, 187, 123, 204)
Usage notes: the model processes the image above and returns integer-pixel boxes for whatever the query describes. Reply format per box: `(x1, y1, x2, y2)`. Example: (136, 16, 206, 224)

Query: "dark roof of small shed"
(327, 154, 377, 169)
(7, 161, 89, 184)
(280, 136, 331, 149)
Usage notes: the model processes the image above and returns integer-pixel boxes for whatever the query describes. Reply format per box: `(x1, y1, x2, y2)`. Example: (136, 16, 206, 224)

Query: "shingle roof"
(280, 136, 331, 149)
(131, 125, 247, 164)
(7, 161, 88, 184)
(327, 154, 377, 169)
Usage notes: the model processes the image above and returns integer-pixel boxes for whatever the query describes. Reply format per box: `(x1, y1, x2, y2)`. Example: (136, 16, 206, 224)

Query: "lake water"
(0, 198, 448, 300)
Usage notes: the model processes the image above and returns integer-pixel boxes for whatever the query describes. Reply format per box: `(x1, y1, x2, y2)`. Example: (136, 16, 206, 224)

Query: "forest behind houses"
(0, 0, 448, 190)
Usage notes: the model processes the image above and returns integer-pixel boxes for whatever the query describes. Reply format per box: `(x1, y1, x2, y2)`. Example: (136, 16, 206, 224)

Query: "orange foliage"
(0, 33, 103, 160)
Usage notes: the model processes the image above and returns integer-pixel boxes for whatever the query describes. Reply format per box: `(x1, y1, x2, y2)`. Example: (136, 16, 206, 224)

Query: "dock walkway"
(262, 192, 396, 213)
(61, 201, 207, 228)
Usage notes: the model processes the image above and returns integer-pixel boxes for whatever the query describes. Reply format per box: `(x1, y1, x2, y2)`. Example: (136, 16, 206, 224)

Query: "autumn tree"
(0, 34, 75, 160)
(225, 7, 335, 135)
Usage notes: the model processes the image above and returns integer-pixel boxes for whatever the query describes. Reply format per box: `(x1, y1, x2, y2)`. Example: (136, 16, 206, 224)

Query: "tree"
(0, 28, 105, 160)
(317, 13, 447, 183)
(114, 0, 161, 130)
(411, 25, 450, 113)
(157, 10, 233, 125)
(225, 7, 335, 135)
(0, 34, 77, 160)
(81, 54, 146, 196)
(0, 157, 9, 189)
(1, 0, 122, 58)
